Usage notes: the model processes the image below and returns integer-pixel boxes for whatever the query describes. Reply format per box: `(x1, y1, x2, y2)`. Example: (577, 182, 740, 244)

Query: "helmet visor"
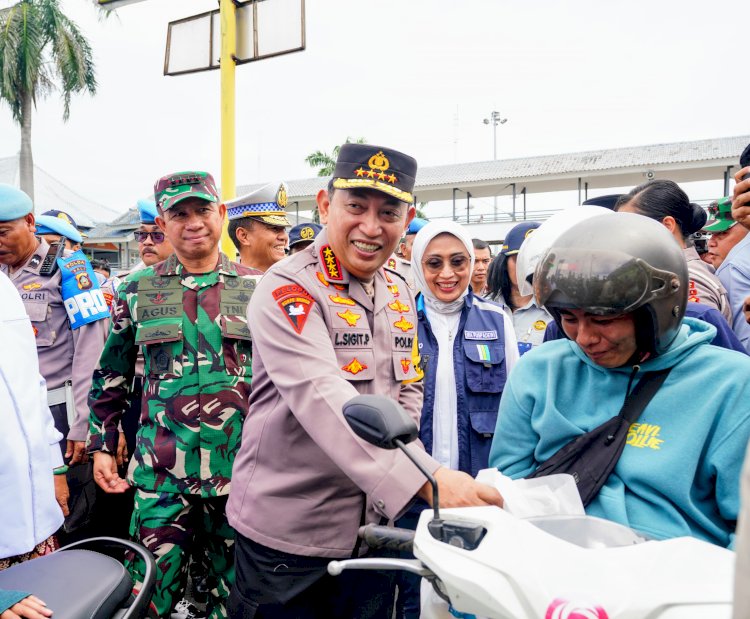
(534, 248, 679, 315)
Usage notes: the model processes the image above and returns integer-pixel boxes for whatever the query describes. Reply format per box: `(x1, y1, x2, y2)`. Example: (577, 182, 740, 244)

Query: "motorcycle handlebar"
(359, 524, 415, 553)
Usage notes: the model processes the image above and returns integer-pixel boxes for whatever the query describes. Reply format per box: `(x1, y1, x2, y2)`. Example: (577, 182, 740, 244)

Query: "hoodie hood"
(567, 317, 716, 374)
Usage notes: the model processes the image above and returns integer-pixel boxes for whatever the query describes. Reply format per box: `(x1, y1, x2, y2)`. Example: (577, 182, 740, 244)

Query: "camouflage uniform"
(88, 252, 261, 618)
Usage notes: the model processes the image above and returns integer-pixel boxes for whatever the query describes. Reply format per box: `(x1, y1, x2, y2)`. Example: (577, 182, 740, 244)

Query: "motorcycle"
(328, 394, 735, 618)
(0, 537, 156, 619)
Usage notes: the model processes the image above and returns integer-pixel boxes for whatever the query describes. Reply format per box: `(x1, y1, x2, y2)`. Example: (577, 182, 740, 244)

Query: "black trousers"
(228, 532, 396, 619)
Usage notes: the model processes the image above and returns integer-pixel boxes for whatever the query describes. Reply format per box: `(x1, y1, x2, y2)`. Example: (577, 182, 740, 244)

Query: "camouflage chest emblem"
(272, 284, 315, 335)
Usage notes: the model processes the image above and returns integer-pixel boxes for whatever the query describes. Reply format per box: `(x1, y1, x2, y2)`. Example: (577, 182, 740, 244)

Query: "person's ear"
(317, 189, 331, 224)
(662, 216, 678, 234)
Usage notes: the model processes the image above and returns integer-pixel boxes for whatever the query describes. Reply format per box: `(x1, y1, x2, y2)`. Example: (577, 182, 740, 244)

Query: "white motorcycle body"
(415, 507, 734, 619)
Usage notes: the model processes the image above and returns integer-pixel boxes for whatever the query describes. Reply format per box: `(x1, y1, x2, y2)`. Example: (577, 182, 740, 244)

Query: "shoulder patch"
(272, 284, 315, 334)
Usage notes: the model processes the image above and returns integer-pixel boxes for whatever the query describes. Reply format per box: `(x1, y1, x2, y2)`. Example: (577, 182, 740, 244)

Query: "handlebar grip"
(359, 524, 415, 553)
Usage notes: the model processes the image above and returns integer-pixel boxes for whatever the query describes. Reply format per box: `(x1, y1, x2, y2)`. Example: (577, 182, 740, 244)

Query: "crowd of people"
(2, 142, 750, 619)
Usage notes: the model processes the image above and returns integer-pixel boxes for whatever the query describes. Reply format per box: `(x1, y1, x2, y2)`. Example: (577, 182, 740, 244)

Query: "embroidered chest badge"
(272, 284, 315, 335)
(23, 282, 42, 290)
(342, 358, 368, 375)
(388, 300, 410, 313)
(329, 294, 356, 306)
(393, 316, 414, 332)
(320, 245, 344, 282)
(400, 358, 411, 374)
(387, 284, 400, 298)
(316, 272, 330, 287)
(337, 309, 361, 327)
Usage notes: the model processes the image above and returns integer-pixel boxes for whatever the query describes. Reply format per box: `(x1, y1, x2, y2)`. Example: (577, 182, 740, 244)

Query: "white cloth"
(411, 220, 476, 470)
(0, 271, 63, 558)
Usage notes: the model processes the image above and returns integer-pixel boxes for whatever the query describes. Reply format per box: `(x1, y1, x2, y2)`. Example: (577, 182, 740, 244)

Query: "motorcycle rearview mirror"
(343, 394, 442, 525)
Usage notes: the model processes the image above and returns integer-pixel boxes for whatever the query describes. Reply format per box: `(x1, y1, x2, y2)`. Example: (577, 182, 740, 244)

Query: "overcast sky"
(0, 0, 748, 216)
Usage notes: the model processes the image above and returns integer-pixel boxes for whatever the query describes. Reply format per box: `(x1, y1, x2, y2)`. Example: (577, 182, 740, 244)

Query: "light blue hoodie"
(490, 318, 750, 548)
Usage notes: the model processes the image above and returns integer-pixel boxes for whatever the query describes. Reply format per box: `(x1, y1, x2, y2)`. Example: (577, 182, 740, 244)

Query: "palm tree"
(304, 136, 366, 178)
(305, 137, 366, 222)
(0, 0, 96, 201)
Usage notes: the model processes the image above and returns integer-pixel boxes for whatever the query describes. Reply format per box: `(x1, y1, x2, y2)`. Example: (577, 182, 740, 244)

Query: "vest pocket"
(23, 300, 54, 347)
(335, 348, 375, 381)
(136, 320, 184, 379)
(221, 316, 252, 377)
(463, 341, 505, 393)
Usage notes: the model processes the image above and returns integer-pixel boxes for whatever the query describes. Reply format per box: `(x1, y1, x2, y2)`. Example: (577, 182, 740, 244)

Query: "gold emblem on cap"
(353, 150, 398, 185)
(301, 226, 314, 240)
(277, 185, 288, 208)
(368, 151, 390, 172)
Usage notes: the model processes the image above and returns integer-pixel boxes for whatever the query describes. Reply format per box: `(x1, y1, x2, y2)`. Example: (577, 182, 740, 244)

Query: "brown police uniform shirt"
(1, 239, 108, 441)
(684, 246, 731, 322)
(227, 229, 439, 558)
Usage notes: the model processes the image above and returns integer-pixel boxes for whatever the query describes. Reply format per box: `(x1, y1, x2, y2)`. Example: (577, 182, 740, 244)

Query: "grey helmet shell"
(534, 213, 688, 357)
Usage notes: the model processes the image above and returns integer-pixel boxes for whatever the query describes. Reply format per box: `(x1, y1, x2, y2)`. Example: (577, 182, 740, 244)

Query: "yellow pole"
(219, 0, 237, 258)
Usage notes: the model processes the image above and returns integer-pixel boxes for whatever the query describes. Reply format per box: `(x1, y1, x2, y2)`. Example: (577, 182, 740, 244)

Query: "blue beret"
(406, 217, 428, 235)
(137, 198, 158, 224)
(0, 184, 33, 221)
(289, 223, 322, 247)
(501, 221, 541, 256)
(35, 214, 83, 243)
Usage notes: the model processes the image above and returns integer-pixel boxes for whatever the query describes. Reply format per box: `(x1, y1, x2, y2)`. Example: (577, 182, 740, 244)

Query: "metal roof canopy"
(244, 135, 749, 214)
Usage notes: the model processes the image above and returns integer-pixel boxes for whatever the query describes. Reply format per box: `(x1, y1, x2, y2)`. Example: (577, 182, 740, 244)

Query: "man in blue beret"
(226, 182, 290, 272)
(35, 214, 83, 252)
(37, 210, 86, 251)
(0, 184, 109, 541)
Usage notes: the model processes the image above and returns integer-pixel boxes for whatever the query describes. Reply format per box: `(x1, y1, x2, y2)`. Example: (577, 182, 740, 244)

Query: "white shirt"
(0, 271, 64, 558)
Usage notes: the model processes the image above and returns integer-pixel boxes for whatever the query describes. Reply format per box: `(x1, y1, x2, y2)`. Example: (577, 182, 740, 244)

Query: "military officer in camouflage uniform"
(0, 185, 109, 516)
(88, 171, 262, 618)
(226, 145, 502, 617)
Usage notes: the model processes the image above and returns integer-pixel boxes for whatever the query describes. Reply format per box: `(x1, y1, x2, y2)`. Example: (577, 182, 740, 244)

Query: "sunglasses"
(135, 230, 166, 244)
(422, 255, 470, 273)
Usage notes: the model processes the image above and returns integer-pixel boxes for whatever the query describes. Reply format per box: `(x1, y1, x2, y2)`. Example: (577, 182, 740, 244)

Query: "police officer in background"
(35, 213, 83, 252)
(88, 171, 262, 618)
(391, 217, 427, 290)
(226, 144, 502, 617)
(37, 209, 85, 251)
(0, 184, 110, 539)
(101, 198, 174, 309)
(287, 222, 322, 255)
(226, 182, 290, 272)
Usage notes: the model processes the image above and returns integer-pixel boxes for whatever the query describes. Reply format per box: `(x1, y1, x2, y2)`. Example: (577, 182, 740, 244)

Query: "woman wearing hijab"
(411, 220, 519, 477)
(395, 221, 518, 619)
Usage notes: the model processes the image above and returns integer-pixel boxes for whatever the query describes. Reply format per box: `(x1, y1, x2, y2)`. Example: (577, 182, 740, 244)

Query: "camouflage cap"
(703, 196, 736, 233)
(154, 171, 219, 211)
(225, 182, 291, 226)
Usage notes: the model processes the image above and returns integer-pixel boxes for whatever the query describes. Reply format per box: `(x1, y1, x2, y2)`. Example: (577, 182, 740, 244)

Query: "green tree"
(305, 137, 366, 222)
(305, 136, 366, 177)
(0, 0, 97, 201)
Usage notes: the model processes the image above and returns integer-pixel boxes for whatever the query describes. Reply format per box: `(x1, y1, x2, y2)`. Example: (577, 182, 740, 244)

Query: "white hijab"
(410, 220, 475, 470)
(411, 220, 476, 315)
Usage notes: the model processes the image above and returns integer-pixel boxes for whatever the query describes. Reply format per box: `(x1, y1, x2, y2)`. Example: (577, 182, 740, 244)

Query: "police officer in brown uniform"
(226, 144, 502, 618)
(0, 184, 109, 537)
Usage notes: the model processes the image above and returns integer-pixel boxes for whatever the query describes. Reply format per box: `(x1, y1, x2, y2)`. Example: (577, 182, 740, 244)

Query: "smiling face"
(317, 187, 414, 281)
(156, 197, 225, 266)
(559, 308, 638, 368)
(236, 219, 289, 272)
(422, 233, 472, 303)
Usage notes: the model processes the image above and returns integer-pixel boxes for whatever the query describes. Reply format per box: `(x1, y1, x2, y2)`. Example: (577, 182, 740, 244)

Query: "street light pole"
(483, 111, 507, 221)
